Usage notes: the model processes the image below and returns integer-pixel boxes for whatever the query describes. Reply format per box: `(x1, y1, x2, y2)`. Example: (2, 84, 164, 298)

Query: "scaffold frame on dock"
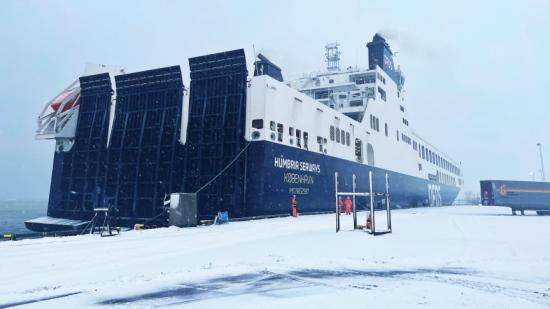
(334, 171, 392, 235)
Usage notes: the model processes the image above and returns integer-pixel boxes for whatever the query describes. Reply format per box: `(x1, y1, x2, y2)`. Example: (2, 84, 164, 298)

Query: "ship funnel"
(366, 34, 405, 90)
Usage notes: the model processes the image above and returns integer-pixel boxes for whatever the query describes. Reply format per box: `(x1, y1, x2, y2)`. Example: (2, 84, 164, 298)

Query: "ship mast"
(325, 42, 341, 71)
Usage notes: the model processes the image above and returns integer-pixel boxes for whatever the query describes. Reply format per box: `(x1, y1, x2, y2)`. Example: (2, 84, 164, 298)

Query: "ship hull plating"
(243, 141, 459, 218)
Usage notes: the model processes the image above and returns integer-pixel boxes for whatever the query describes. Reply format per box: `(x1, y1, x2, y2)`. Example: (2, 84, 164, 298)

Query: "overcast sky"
(0, 0, 549, 200)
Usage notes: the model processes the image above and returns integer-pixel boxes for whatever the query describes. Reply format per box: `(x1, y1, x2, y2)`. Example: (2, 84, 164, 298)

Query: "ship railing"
(36, 80, 81, 140)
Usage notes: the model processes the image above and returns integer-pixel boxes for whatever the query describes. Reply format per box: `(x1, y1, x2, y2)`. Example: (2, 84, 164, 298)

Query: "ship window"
(329, 79, 334, 84)
(296, 129, 302, 148)
(355, 139, 363, 162)
(346, 132, 350, 146)
(369, 115, 373, 129)
(303, 132, 308, 150)
(277, 123, 283, 142)
(396, 130, 399, 141)
(315, 90, 329, 100)
(289, 127, 294, 136)
(378, 87, 386, 101)
(385, 123, 388, 136)
(252, 119, 264, 129)
(370, 115, 380, 132)
(336, 128, 341, 143)
(317, 136, 323, 152)
(341, 130, 345, 145)
(422, 146, 425, 159)
(367, 143, 375, 166)
(400, 105, 405, 112)
(330, 126, 335, 141)
(413, 141, 417, 150)
(339, 94, 347, 99)
(270, 121, 276, 131)
(419, 163, 422, 171)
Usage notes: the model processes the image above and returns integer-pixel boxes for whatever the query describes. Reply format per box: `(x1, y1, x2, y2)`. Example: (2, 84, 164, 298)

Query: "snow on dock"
(1, 206, 550, 308)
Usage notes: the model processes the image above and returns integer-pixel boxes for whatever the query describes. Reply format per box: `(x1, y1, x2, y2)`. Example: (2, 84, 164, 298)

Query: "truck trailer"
(480, 180, 550, 215)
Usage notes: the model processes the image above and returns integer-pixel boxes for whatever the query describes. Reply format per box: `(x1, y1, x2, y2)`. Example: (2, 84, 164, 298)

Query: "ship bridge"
(287, 35, 404, 123)
(288, 69, 377, 122)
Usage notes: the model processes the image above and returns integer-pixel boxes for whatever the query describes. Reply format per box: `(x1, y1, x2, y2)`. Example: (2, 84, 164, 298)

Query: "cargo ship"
(27, 34, 463, 231)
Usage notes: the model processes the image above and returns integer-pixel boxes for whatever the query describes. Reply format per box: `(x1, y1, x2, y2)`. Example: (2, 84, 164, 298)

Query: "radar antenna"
(325, 42, 341, 71)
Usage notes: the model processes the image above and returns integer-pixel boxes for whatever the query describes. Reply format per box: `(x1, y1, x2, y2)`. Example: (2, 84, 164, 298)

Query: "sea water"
(0, 200, 47, 234)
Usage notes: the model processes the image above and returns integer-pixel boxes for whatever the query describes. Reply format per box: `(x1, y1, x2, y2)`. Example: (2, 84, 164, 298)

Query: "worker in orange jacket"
(338, 196, 343, 214)
(291, 195, 297, 217)
(345, 196, 352, 215)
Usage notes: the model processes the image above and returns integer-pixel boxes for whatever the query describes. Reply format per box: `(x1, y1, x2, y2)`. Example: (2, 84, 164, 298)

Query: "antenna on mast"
(325, 42, 341, 71)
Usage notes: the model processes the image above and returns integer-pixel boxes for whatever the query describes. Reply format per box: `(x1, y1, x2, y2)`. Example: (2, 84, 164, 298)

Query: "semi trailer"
(480, 180, 550, 215)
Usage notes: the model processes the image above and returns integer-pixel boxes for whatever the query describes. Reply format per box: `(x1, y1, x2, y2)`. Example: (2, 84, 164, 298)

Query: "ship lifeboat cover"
(50, 86, 80, 113)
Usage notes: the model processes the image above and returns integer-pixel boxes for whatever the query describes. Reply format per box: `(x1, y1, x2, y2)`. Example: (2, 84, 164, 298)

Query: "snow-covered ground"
(1, 205, 549, 308)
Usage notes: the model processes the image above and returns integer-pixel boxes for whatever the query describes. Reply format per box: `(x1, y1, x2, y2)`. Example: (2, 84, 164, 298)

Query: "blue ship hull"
(242, 141, 459, 217)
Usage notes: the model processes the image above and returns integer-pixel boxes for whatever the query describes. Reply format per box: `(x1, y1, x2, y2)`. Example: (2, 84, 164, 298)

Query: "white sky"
(0, 0, 549, 199)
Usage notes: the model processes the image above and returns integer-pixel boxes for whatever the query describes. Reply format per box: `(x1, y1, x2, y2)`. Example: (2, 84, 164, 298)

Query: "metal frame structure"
(82, 207, 119, 237)
(335, 171, 392, 235)
(35, 80, 81, 153)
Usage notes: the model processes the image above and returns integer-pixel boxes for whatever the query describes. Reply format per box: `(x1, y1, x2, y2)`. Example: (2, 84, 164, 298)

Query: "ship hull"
(243, 141, 459, 217)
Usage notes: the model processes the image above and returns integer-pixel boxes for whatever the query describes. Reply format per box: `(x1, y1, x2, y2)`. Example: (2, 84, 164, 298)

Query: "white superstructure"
(245, 38, 463, 189)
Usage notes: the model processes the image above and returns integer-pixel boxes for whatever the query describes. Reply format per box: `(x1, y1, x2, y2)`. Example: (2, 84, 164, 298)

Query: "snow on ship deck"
(1, 206, 550, 308)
